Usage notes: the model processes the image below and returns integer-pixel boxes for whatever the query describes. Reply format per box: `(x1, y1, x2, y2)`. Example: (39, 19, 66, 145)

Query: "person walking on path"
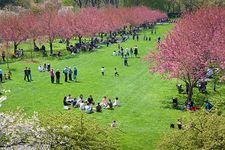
(50, 69, 55, 83)
(63, 67, 68, 82)
(73, 67, 78, 82)
(56, 69, 60, 84)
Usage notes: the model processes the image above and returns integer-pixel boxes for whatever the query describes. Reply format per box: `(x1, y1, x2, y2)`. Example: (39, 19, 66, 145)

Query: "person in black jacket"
(56, 69, 60, 84)
(24, 67, 30, 82)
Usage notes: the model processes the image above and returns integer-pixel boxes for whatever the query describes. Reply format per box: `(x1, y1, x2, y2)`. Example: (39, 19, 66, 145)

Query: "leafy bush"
(41, 112, 117, 150)
(158, 109, 225, 150)
(0, 110, 117, 149)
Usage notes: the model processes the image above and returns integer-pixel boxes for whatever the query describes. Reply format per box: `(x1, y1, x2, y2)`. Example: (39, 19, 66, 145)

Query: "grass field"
(0, 24, 224, 149)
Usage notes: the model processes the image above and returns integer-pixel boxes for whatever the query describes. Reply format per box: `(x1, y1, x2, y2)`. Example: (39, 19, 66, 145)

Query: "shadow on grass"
(160, 91, 208, 110)
(9, 68, 17, 71)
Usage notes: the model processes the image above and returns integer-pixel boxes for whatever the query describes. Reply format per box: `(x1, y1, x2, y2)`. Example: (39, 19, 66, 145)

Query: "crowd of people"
(37, 64, 78, 84)
(112, 45, 139, 66)
(38, 63, 51, 72)
(63, 94, 121, 114)
(15, 48, 24, 58)
(113, 45, 139, 58)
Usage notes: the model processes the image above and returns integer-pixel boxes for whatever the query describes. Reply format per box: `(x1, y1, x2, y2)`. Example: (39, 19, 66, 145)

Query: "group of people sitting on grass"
(0, 69, 12, 82)
(14, 48, 24, 58)
(66, 40, 100, 54)
(63, 94, 120, 114)
(38, 63, 51, 72)
(172, 98, 213, 111)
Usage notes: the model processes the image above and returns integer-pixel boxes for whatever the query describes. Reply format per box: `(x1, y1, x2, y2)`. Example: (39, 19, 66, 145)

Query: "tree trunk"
(115, 0, 119, 8)
(33, 39, 37, 49)
(66, 38, 70, 47)
(79, 36, 82, 44)
(77, 0, 82, 8)
(6, 42, 10, 70)
(13, 41, 18, 54)
(50, 40, 53, 55)
(188, 85, 193, 100)
(91, 0, 95, 7)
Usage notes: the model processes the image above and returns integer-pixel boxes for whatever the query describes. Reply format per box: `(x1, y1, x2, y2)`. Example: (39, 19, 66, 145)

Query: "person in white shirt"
(85, 103, 93, 114)
(113, 51, 117, 56)
(76, 94, 83, 107)
(101, 67, 104, 76)
(113, 97, 120, 106)
(38, 65, 43, 72)
(67, 94, 73, 103)
(126, 48, 129, 56)
(80, 100, 85, 110)
(111, 120, 116, 128)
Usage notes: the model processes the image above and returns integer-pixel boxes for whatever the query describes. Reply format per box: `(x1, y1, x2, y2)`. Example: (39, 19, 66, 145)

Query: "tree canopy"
(146, 7, 225, 100)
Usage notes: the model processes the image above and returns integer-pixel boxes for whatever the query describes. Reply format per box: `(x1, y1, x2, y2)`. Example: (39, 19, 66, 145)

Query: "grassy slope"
(0, 24, 199, 149)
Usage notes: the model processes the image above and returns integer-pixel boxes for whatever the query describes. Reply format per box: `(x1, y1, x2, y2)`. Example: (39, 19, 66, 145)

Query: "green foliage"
(158, 109, 225, 150)
(33, 0, 43, 3)
(41, 112, 117, 150)
(63, 0, 74, 6)
(16, 0, 32, 8)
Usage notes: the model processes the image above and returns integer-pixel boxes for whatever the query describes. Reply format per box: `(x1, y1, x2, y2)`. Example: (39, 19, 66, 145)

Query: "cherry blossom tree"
(100, 7, 126, 33)
(57, 11, 76, 46)
(0, 14, 28, 54)
(75, 7, 102, 44)
(39, 10, 60, 55)
(146, 7, 225, 100)
(22, 12, 42, 60)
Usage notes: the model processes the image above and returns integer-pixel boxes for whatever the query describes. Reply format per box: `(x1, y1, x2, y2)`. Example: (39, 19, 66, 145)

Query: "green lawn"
(1, 24, 223, 149)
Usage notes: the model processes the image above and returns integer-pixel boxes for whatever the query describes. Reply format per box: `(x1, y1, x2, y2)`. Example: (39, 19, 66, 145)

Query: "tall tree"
(0, 14, 28, 54)
(75, 7, 102, 43)
(146, 7, 225, 100)
(39, 10, 60, 55)
(23, 12, 42, 60)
